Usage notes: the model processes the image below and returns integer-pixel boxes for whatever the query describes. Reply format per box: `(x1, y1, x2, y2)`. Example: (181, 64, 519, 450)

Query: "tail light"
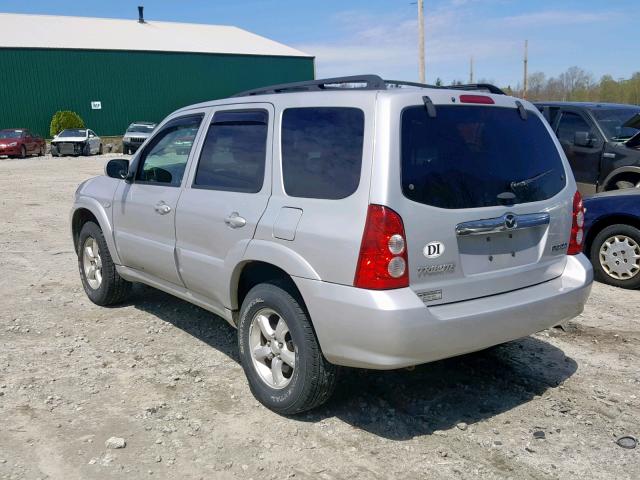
(354, 205, 409, 289)
(568, 191, 585, 255)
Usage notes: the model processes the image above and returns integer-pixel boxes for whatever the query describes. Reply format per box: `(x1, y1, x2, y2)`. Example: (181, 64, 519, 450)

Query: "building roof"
(0, 13, 311, 58)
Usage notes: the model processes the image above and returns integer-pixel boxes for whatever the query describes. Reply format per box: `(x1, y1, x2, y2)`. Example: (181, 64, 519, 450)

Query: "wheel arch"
(584, 214, 640, 258)
(600, 166, 640, 191)
(71, 198, 122, 265)
(231, 261, 305, 312)
(229, 240, 321, 310)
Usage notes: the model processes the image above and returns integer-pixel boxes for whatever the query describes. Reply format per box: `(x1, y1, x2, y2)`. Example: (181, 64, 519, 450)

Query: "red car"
(0, 129, 46, 158)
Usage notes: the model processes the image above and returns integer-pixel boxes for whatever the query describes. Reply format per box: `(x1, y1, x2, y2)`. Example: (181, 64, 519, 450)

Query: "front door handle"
(154, 202, 172, 215)
(224, 212, 246, 229)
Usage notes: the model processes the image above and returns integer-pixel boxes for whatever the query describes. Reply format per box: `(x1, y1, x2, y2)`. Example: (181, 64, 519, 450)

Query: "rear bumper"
(295, 254, 593, 369)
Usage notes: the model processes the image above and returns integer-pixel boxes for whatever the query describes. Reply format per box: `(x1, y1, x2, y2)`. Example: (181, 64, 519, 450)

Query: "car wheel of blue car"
(590, 224, 640, 290)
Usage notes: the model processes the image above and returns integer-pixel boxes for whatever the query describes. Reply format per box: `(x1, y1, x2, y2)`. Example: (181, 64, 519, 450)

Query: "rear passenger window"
(282, 107, 364, 199)
(194, 110, 268, 193)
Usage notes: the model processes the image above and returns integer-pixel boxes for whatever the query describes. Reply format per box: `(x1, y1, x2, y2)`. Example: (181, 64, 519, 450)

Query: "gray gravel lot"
(1, 154, 639, 479)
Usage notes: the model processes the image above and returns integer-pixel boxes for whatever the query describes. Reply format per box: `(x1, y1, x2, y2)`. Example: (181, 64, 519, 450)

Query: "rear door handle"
(224, 212, 246, 229)
(154, 202, 172, 215)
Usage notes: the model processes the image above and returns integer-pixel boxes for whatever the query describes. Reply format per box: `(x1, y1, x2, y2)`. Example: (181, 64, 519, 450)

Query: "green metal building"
(0, 11, 314, 137)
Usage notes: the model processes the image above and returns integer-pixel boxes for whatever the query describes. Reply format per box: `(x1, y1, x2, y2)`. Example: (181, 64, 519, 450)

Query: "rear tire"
(590, 224, 640, 290)
(38, 145, 45, 156)
(78, 222, 132, 305)
(238, 282, 337, 414)
(99, 143, 103, 155)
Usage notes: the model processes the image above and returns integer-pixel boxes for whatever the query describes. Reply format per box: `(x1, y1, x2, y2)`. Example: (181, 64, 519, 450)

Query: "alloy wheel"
(82, 236, 103, 289)
(249, 308, 296, 389)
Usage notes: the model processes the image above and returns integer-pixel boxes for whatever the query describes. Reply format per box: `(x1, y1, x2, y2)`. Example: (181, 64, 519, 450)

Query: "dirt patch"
(1, 155, 639, 479)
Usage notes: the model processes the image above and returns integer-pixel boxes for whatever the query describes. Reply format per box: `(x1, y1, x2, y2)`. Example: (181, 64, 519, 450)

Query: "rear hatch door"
(386, 93, 573, 306)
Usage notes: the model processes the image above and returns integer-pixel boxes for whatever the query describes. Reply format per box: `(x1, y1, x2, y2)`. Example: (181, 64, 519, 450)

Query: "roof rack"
(232, 74, 505, 97)
(232, 75, 387, 97)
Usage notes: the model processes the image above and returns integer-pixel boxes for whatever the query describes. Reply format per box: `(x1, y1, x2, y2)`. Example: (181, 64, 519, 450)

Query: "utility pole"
(418, 0, 425, 83)
(469, 56, 474, 84)
(523, 39, 528, 99)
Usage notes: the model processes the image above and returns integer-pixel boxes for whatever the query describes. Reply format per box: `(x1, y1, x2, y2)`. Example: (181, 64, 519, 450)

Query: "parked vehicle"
(51, 129, 102, 157)
(535, 102, 640, 195)
(122, 121, 156, 154)
(71, 75, 593, 414)
(0, 129, 46, 158)
(583, 190, 640, 289)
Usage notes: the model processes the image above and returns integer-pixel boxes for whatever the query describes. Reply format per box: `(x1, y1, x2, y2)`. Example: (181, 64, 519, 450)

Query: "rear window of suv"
(401, 105, 566, 209)
(282, 107, 364, 199)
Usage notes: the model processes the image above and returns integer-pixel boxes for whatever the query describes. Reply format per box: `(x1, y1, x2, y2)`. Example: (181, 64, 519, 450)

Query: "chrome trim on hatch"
(455, 212, 550, 236)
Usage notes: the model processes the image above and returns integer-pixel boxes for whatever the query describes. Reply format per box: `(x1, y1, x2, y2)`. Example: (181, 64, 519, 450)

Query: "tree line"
(435, 67, 640, 105)
(504, 67, 640, 104)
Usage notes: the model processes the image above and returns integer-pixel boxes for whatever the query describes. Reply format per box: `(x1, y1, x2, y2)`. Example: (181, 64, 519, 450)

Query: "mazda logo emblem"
(504, 214, 518, 230)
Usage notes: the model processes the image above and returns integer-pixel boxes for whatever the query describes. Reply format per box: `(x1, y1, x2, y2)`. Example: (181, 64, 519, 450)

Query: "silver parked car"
(71, 75, 593, 414)
(122, 121, 156, 154)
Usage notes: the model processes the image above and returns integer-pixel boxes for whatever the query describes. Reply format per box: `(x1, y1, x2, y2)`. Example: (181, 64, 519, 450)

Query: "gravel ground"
(1, 154, 639, 480)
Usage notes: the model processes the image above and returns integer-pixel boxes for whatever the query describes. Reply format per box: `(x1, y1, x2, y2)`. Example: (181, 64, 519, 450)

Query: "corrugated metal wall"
(0, 48, 314, 137)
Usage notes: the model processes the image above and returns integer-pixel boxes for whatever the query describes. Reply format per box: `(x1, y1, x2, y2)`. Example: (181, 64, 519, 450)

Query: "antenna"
(469, 56, 474, 84)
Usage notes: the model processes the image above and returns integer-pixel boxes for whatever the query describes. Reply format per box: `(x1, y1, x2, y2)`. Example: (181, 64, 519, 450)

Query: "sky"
(1, 0, 637, 87)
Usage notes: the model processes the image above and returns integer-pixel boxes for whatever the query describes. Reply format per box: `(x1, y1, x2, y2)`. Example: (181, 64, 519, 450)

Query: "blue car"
(583, 190, 640, 289)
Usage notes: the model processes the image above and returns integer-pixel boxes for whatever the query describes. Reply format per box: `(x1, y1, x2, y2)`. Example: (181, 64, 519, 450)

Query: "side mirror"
(105, 159, 130, 180)
(574, 131, 593, 147)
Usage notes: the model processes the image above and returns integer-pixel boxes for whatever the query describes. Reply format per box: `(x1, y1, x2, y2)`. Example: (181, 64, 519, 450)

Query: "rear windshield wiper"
(510, 169, 554, 190)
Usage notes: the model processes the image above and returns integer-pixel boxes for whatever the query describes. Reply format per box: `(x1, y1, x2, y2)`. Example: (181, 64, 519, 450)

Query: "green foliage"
(509, 67, 640, 104)
(50, 111, 85, 137)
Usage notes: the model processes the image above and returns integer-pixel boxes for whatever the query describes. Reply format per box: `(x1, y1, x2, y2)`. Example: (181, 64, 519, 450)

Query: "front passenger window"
(556, 112, 594, 144)
(137, 115, 204, 186)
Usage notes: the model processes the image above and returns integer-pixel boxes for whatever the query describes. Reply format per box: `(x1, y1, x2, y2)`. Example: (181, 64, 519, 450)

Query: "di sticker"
(423, 241, 445, 259)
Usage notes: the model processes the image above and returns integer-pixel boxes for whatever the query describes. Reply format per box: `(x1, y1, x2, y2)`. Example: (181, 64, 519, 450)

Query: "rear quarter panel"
(253, 92, 378, 286)
(583, 193, 640, 251)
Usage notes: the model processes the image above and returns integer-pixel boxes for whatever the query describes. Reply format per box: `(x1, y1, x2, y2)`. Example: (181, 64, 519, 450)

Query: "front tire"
(590, 224, 640, 289)
(238, 282, 337, 414)
(19, 145, 26, 158)
(78, 222, 132, 305)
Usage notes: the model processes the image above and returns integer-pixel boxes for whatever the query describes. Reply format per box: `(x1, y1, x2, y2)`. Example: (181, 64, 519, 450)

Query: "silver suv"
(71, 75, 593, 414)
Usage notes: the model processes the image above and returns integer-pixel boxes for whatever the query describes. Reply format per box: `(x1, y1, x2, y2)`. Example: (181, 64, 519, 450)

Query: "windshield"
(0, 130, 23, 139)
(591, 108, 640, 141)
(127, 124, 155, 133)
(401, 105, 566, 209)
(58, 129, 87, 137)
